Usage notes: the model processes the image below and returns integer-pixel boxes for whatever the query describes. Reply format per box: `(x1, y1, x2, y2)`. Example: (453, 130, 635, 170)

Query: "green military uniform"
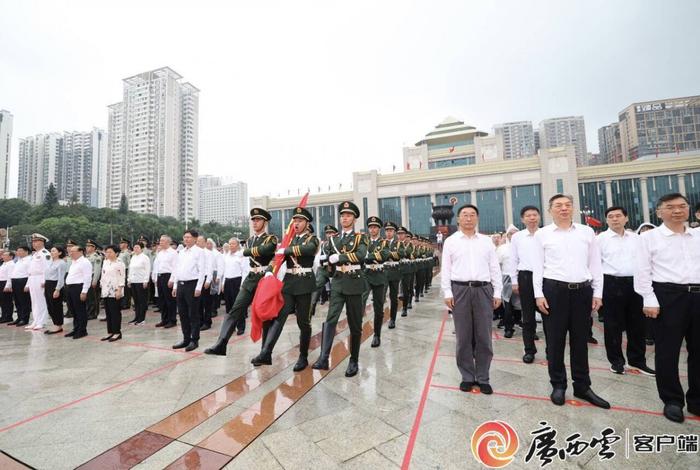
(205, 208, 278, 356)
(85, 240, 102, 320)
(383, 222, 402, 329)
(361, 216, 390, 347)
(252, 207, 319, 371)
(414, 239, 426, 302)
(313, 201, 368, 377)
(397, 227, 414, 316)
(310, 225, 338, 316)
(118, 239, 132, 309)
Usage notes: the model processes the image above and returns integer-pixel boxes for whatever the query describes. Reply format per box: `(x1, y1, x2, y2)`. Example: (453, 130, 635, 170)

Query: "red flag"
(585, 215, 602, 228)
(250, 192, 310, 342)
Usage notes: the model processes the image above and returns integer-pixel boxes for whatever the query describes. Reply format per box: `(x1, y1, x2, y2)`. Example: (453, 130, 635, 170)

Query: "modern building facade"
(17, 133, 62, 205)
(60, 129, 108, 206)
(618, 95, 700, 161)
(539, 116, 587, 166)
(597, 122, 622, 164)
(0, 110, 13, 199)
(107, 67, 199, 220)
(198, 176, 248, 226)
(493, 121, 536, 160)
(252, 117, 700, 238)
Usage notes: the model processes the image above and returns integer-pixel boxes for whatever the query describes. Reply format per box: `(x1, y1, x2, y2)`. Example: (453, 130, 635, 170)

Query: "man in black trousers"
(64, 246, 93, 339)
(534, 194, 610, 409)
(154, 235, 178, 328)
(9, 246, 31, 326)
(171, 230, 206, 352)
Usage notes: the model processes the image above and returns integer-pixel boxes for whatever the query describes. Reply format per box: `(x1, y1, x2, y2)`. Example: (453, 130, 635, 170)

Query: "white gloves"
(329, 254, 340, 264)
(275, 248, 285, 255)
(264, 272, 273, 277)
(319, 254, 327, 261)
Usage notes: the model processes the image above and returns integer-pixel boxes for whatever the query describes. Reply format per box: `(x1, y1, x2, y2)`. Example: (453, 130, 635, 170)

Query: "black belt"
(544, 279, 591, 290)
(158, 273, 172, 277)
(452, 281, 490, 287)
(519, 270, 533, 275)
(653, 282, 700, 293)
(604, 274, 633, 281)
(178, 279, 197, 285)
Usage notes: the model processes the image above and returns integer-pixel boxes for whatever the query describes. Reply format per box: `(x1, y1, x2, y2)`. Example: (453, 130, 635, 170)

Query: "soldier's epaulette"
(264, 235, 277, 244)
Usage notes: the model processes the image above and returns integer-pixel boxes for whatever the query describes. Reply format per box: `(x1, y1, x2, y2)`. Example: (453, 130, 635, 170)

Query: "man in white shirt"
(509, 205, 542, 364)
(195, 236, 214, 332)
(27, 233, 52, 330)
(205, 238, 225, 323)
(64, 246, 93, 339)
(441, 204, 502, 395)
(534, 194, 609, 409)
(10, 245, 32, 326)
(634, 193, 700, 423)
(0, 250, 16, 323)
(154, 235, 178, 328)
(599, 206, 654, 376)
(221, 237, 248, 332)
(171, 230, 207, 351)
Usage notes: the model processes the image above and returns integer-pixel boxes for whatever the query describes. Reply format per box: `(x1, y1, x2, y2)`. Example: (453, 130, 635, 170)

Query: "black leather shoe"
(522, 353, 534, 364)
(108, 333, 122, 342)
(478, 383, 493, 395)
(163, 322, 177, 328)
(401, 310, 407, 317)
(504, 330, 514, 338)
(155, 322, 165, 327)
(573, 389, 610, 409)
(101, 334, 114, 341)
(629, 363, 656, 377)
(610, 364, 625, 375)
(407, 303, 412, 310)
(251, 352, 272, 366)
(0, 318, 11, 324)
(645, 338, 655, 346)
(173, 341, 189, 349)
(293, 356, 308, 372)
(73, 331, 87, 339)
(7, 319, 19, 326)
(312, 357, 329, 370)
(388, 319, 396, 329)
(459, 381, 475, 392)
(663, 404, 684, 423)
(236, 329, 245, 336)
(371, 335, 380, 348)
(200, 324, 211, 331)
(64, 330, 75, 337)
(184, 341, 198, 352)
(587, 336, 599, 345)
(45, 328, 63, 335)
(16, 321, 28, 327)
(550, 389, 566, 406)
(345, 359, 359, 377)
(415, 297, 420, 303)
(204, 342, 227, 356)
(534, 333, 540, 340)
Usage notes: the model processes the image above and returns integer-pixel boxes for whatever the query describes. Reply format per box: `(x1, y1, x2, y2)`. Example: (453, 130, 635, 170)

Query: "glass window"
(283, 209, 294, 230)
(476, 189, 505, 234)
(511, 184, 542, 229)
(685, 172, 700, 222)
(407, 195, 431, 236)
(646, 175, 679, 225)
(436, 191, 471, 223)
(556, 179, 564, 194)
(318, 205, 336, 230)
(378, 197, 401, 227)
(578, 182, 607, 227)
(428, 156, 476, 169)
(362, 197, 369, 220)
(269, 210, 283, 239)
(611, 179, 643, 230)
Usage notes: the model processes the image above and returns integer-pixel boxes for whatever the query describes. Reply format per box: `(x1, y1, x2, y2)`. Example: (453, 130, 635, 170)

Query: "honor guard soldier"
(118, 238, 132, 310)
(397, 226, 414, 316)
(85, 240, 103, 320)
(204, 208, 278, 356)
(414, 237, 426, 301)
(383, 222, 402, 329)
(313, 201, 368, 377)
(362, 216, 389, 347)
(251, 207, 319, 370)
(310, 224, 338, 316)
(26, 233, 51, 330)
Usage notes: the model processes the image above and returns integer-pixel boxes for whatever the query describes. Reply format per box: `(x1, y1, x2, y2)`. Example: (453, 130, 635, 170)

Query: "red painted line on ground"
(0, 354, 200, 434)
(401, 311, 448, 470)
(429, 383, 700, 421)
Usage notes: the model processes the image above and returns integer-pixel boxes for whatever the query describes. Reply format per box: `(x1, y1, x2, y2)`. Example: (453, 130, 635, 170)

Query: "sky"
(1, 0, 699, 199)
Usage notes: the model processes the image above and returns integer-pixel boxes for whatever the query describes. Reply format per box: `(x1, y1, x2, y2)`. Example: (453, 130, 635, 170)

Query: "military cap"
(137, 234, 150, 244)
(86, 239, 102, 249)
(31, 233, 49, 242)
(406, 231, 414, 238)
(250, 207, 271, 221)
(292, 206, 313, 222)
(384, 221, 398, 230)
(324, 224, 338, 234)
(366, 216, 383, 228)
(119, 238, 130, 246)
(397, 226, 408, 234)
(65, 239, 77, 246)
(338, 201, 360, 218)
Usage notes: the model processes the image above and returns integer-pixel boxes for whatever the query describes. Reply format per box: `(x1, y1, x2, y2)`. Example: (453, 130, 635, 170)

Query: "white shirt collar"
(658, 223, 695, 237)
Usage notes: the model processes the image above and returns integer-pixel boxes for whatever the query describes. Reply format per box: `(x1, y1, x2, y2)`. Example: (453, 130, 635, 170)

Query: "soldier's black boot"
(371, 311, 382, 347)
(251, 322, 271, 364)
(252, 320, 284, 366)
(345, 334, 361, 377)
(312, 322, 336, 370)
(204, 339, 227, 356)
(293, 328, 311, 371)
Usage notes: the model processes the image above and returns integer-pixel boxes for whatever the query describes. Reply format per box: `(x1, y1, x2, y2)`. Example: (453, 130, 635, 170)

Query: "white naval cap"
(31, 233, 49, 242)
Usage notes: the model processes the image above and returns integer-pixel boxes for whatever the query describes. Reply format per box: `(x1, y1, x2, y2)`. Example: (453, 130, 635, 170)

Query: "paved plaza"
(0, 273, 697, 469)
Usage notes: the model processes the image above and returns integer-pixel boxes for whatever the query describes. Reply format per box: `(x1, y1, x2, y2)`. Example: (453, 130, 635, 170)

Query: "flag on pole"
(585, 215, 603, 228)
(250, 192, 310, 342)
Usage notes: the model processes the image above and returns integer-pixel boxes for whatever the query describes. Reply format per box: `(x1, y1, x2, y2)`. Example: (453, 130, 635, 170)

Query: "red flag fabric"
(249, 192, 310, 342)
(585, 215, 603, 228)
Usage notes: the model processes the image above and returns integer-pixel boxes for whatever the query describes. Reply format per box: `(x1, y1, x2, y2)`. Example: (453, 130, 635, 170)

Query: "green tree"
(43, 183, 59, 208)
(0, 199, 32, 227)
(119, 194, 129, 214)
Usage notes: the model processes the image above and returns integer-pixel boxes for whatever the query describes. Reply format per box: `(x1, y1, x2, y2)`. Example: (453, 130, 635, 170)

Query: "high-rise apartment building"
(0, 110, 13, 199)
(198, 176, 248, 226)
(539, 116, 587, 166)
(493, 121, 535, 159)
